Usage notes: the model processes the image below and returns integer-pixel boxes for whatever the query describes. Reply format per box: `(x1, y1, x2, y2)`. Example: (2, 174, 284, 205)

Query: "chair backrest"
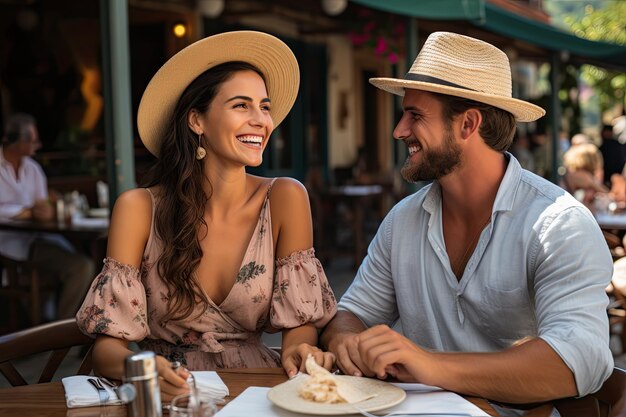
(0, 318, 94, 386)
(555, 367, 626, 417)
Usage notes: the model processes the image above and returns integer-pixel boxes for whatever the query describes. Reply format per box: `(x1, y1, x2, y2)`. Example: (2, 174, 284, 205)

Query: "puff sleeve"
(76, 257, 149, 341)
(270, 248, 337, 329)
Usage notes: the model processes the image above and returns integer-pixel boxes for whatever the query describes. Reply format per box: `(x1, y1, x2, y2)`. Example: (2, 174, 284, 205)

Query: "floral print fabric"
(76, 183, 337, 370)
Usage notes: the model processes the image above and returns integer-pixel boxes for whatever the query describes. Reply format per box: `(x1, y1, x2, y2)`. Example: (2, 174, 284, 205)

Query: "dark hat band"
(404, 73, 477, 92)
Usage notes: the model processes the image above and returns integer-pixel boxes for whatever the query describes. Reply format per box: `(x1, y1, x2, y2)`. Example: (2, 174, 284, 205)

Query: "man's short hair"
(3, 113, 36, 144)
(431, 93, 517, 152)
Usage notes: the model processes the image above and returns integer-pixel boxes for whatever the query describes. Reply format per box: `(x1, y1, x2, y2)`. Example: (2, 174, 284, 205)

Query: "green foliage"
(544, 0, 625, 113)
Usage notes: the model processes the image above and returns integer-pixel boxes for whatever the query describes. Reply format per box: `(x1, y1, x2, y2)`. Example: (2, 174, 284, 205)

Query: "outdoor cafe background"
(0, 0, 625, 332)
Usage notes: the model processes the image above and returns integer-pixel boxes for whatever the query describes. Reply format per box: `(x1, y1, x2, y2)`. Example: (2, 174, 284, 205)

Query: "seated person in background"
(321, 32, 613, 417)
(0, 113, 94, 319)
(76, 31, 337, 401)
(570, 132, 592, 147)
(561, 143, 609, 209)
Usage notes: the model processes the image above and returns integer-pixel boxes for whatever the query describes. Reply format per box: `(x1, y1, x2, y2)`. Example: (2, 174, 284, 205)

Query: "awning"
(350, 0, 626, 71)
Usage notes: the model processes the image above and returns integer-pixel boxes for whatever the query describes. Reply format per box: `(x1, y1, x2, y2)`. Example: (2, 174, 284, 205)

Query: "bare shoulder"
(107, 188, 153, 266)
(269, 177, 312, 225)
(270, 177, 310, 204)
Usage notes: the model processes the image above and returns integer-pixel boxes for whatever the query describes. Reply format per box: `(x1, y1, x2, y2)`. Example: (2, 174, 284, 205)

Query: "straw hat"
(137, 31, 300, 156)
(369, 32, 545, 122)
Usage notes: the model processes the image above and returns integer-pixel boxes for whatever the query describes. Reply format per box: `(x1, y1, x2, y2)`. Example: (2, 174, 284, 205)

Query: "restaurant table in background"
(0, 368, 502, 417)
(320, 185, 387, 268)
(0, 217, 109, 267)
(595, 212, 626, 231)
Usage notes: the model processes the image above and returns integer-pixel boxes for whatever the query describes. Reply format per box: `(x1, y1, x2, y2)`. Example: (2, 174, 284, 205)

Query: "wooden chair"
(0, 318, 94, 386)
(555, 367, 626, 417)
(0, 253, 57, 332)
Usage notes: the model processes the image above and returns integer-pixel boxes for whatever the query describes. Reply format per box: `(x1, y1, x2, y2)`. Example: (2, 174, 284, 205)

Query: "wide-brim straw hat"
(138, 30, 300, 156)
(370, 32, 545, 122)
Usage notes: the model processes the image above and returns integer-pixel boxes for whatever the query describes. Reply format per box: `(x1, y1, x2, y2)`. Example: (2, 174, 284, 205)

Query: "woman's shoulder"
(114, 188, 154, 212)
(269, 177, 309, 200)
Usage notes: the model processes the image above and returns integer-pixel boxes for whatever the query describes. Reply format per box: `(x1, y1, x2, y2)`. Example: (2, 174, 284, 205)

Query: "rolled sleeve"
(338, 208, 398, 327)
(533, 207, 613, 395)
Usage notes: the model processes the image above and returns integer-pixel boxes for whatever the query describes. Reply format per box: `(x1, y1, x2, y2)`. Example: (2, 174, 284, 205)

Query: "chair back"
(555, 367, 626, 417)
(0, 318, 94, 386)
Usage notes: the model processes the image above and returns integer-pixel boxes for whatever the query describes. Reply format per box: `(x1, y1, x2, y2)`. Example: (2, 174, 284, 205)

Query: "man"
(0, 113, 94, 319)
(321, 32, 613, 415)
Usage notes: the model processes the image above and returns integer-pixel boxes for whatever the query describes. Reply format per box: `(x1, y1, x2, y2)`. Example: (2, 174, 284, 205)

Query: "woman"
(76, 31, 337, 400)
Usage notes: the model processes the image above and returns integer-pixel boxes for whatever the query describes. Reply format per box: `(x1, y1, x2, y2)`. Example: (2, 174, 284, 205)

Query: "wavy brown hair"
(141, 61, 267, 322)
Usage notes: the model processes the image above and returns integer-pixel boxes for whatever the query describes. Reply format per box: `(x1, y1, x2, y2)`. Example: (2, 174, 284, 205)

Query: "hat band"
(404, 73, 477, 92)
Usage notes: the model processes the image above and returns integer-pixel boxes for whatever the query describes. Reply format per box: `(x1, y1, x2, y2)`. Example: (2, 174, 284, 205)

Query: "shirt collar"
(422, 151, 522, 216)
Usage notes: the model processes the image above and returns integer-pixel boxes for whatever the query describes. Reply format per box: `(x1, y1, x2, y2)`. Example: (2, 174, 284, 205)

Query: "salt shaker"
(123, 351, 162, 417)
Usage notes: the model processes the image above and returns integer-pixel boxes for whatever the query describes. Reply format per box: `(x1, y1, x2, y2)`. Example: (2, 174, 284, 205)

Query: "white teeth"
(408, 144, 422, 155)
(237, 135, 263, 144)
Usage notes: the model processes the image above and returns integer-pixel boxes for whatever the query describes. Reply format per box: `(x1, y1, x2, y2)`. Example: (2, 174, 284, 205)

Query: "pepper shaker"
(123, 351, 162, 417)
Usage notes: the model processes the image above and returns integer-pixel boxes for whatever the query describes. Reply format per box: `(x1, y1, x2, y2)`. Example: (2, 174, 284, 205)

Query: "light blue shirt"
(339, 153, 613, 398)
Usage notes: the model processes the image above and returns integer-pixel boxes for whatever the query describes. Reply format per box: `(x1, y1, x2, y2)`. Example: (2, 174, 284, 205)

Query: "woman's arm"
(271, 178, 335, 376)
(92, 188, 189, 400)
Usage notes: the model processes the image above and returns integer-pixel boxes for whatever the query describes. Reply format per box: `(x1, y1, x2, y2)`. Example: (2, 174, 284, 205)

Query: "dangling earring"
(196, 133, 206, 160)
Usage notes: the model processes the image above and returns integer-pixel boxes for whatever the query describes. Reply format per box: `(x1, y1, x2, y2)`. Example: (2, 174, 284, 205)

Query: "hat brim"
(138, 31, 300, 156)
(369, 77, 545, 122)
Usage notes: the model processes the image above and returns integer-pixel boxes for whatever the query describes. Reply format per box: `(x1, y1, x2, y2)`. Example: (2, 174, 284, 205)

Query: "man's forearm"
(422, 338, 577, 403)
(320, 310, 367, 350)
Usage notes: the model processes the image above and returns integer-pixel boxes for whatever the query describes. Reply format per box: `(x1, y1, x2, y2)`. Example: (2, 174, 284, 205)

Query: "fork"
(352, 405, 475, 417)
(87, 377, 110, 406)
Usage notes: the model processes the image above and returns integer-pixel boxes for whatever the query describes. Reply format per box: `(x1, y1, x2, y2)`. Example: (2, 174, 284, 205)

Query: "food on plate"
(298, 355, 375, 404)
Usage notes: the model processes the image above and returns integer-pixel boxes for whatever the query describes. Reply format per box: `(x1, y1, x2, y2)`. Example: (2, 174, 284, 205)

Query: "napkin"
(214, 386, 490, 417)
(62, 376, 123, 408)
(192, 371, 229, 399)
(62, 371, 228, 409)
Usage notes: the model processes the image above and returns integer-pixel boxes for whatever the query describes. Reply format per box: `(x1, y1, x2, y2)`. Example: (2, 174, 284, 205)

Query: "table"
(0, 218, 109, 241)
(0, 368, 502, 417)
(0, 217, 109, 265)
(595, 212, 626, 231)
(321, 185, 387, 268)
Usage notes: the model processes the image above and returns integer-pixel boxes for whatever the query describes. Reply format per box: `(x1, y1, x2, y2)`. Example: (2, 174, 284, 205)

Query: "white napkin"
(62, 375, 123, 408)
(62, 372, 228, 409)
(192, 371, 229, 399)
(215, 386, 490, 417)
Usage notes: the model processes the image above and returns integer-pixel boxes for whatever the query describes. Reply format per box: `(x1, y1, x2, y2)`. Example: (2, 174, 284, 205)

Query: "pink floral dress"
(76, 181, 337, 370)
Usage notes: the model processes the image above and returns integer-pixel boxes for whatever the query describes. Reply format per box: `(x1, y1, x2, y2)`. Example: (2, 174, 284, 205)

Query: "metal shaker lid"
(124, 351, 158, 381)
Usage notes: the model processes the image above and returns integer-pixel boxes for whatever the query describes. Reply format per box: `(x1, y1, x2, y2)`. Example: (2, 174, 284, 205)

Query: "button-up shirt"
(0, 147, 53, 259)
(339, 153, 613, 400)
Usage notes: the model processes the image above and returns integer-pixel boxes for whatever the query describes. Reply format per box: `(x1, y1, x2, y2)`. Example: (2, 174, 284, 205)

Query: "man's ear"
(461, 108, 482, 139)
(187, 109, 202, 135)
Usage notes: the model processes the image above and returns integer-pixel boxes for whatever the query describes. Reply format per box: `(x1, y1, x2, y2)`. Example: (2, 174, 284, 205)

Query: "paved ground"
(2, 255, 625, 388)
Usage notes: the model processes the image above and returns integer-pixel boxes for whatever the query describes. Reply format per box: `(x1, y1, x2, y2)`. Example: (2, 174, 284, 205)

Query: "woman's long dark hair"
(141, 61, 267, 322)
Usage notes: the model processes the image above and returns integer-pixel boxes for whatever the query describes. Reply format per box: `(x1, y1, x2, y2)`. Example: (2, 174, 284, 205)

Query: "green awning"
(349, 0, 484, 20)
(481, 3, 626, 70)
(349, 0, 626, 70)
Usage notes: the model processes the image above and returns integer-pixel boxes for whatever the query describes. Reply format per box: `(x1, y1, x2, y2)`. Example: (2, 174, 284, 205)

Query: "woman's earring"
(196, 133, 206, 160)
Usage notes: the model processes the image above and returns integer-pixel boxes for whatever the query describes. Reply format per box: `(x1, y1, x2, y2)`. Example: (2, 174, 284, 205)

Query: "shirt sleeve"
(532, 206, 614, 396)
(76, 257, 149, 341)
(270, 248, 337, 329)
(337, 207, 398, 327)
(32, 162, 48, 201)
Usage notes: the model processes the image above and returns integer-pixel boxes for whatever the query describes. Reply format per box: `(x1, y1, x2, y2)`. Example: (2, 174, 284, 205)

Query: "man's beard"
(400, 127, 462, 182)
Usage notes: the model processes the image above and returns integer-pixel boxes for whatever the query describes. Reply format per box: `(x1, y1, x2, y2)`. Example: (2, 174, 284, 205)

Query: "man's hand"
(32, 199, 54, 221)
(329, 331, 376, 377)
(357, 325, 430, 382)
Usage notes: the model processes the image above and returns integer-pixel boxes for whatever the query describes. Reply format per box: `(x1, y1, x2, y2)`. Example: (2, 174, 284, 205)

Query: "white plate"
(267, 375, 406, 415)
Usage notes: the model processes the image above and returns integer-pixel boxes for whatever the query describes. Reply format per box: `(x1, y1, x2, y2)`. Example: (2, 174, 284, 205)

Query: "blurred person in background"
(0, 113, 94, 319)
(569, 133, 592, 147)
(599, 122, 626, 186)
(561, 143, 608, 209)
